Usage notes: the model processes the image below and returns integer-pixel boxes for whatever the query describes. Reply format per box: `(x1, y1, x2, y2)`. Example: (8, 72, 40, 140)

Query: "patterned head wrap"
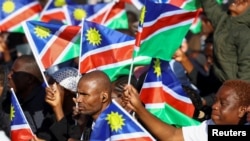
(51, 67, 81, 92)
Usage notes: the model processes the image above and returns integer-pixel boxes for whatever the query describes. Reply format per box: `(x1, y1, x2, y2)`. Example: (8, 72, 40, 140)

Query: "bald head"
(78, 70, 112, 99)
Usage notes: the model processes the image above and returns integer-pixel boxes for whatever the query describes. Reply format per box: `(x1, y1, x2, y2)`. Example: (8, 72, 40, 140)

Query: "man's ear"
(101, 92, 108, 102)
(238, 106, 247, 118)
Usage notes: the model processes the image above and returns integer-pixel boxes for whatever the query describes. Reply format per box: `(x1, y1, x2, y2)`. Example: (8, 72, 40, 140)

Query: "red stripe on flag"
(80, 44, 133, 73)
(169, 0, 186, 7)
(11, 129, 33, 141)
(119, 0, 133, 4)
(0, 4, 42, 31)
(105, 2, 124, 21)
(41, 26, 80, 68)
(40, 12, 66, 22)
(92, 12, 106, 23)
(92, 2, 124, 24)
(140, 87, 195, 117)
(141, 11, 196, 40)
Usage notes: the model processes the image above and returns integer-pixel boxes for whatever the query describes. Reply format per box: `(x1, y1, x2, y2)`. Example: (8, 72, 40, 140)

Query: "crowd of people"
(1, 0, 250, 141)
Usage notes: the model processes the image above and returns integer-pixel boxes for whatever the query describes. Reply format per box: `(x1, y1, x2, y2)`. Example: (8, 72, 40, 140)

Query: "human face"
(111, 90, 123, 105)
(229, 0, 250, 16)
(211, 86, 246, 125)
(76, 79, 104, 120)
(7, 59, 32, 94)
(204, 43, 213, 68)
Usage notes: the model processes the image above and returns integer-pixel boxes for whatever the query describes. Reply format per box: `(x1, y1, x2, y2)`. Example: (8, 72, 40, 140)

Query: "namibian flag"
(90, 100, 156, 140)
(10, 88, 33, 141)
(137, 1, 197, 61)
(39, 0, 76, 23)
(22, 20, 81, 71)
(83, 1, 128, 29)
(122, 0, 200, 11)
(0, 0, 42, 32)
(79, 20, 150, 81)
(152, 0, 200, 11)
(64, 3, 113, 26)
(140, 58, 200, 127)
(64, 1, 128, 29)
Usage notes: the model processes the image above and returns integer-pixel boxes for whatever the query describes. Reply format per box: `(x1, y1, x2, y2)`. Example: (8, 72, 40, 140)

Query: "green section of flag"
(189, 18, 202, 34)
(60, 37, 81, 63)
(216, 0, 223, 5)
(106, 11, 128, 29)
(138, 24, 191, 61)
(147, 103, 200, 127)
(11, 26, 24, 33)
(182, 0, 201, 11)
(103, 56, 151, 82)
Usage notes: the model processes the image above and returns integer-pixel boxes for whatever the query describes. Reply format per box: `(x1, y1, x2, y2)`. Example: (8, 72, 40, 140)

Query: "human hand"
(0, 35, 8, 52)
(172, 48, 186, 62)
(122, 84, 144, 113)
(45, 83, 62, 109)
(72, 97, 82, 121)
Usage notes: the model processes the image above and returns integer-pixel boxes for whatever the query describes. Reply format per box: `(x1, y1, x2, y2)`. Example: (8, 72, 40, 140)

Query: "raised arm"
(200, 0, 227, 28)
(123, 84, 184, 141)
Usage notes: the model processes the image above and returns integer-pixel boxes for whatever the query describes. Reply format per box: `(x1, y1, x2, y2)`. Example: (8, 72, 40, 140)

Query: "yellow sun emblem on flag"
(153, 58, 161, 77)
(34, 26, 51, 39)
(2, 0, 15, 14)
(54, 0, 66, 7)
(86, 27, 102, 46)
(139, 6, 146, 25)
(106, 111, 125, 132)
(10, 105, 15, 121)
(73, 8, 87, 21)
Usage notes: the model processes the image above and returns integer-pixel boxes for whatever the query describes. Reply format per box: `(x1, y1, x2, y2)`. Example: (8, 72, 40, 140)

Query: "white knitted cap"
(51, 67, 81, 92)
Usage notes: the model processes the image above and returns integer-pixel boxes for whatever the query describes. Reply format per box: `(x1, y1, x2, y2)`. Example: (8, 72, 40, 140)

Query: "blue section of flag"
(146, 58, 188, 98)
(90, 100, 154, 140)
(11, 90, 28, 126)
(0, 0, 36, 20)
(25, 20, 63, 53)
(47, 0, 75, 9)
(81, 20, 134, 55)
(151, 0, 169, 3)
(143, 1, 180, 22)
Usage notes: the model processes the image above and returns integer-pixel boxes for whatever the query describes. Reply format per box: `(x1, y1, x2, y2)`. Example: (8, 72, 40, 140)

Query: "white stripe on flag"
(11, 124, 30, 130)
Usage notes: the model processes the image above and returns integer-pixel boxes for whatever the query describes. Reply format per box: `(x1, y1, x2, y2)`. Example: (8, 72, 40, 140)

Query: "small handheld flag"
(10, 88, 33, 141)
(0, 0, 42, 32)
(140, 58, 200, 127)
(90, 100, 156, 140)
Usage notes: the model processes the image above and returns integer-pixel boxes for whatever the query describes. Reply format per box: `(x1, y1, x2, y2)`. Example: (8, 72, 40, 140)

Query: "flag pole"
(21, 21, 50, 87)
(128, 4, 146, 85)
